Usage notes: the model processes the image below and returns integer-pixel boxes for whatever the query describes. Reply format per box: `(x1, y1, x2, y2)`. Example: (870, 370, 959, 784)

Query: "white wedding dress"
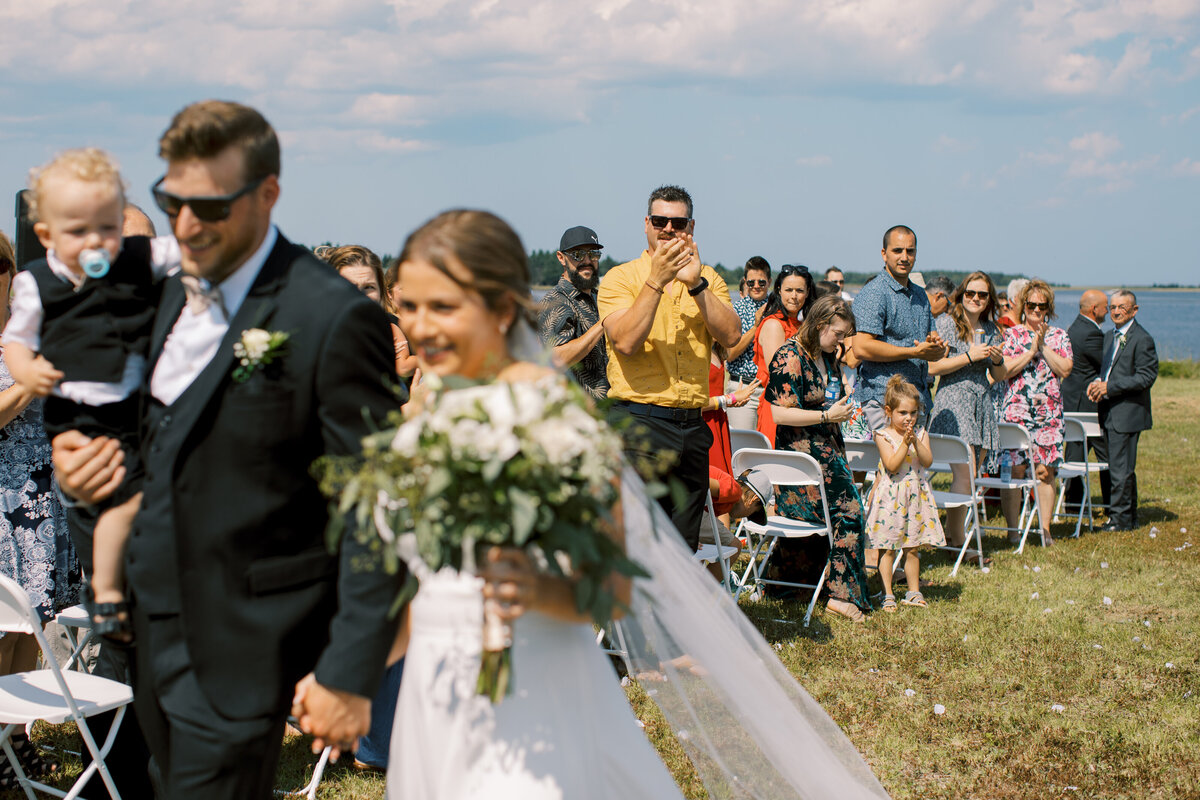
(387, 566, 683, 799)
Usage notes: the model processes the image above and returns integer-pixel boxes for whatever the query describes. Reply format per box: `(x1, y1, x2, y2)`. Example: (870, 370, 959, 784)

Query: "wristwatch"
(687, 276, 709, 297)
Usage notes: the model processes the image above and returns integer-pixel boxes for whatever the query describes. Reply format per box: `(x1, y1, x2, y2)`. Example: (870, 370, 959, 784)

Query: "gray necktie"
(1103, 331, 1125, 380)
(180, 275, 228, 320)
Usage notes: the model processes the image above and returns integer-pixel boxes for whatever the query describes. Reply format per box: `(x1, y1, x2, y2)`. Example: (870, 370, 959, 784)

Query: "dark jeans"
(354, 658, 405, 768)
(611, 404, 711, 551)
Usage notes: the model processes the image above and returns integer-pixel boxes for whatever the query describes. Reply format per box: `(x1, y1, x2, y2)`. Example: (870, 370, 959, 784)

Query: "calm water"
(536, 287, 1200, 360)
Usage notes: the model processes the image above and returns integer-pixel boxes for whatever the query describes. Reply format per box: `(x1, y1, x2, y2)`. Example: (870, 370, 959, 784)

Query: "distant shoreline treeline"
(357, 246, 1196, 292)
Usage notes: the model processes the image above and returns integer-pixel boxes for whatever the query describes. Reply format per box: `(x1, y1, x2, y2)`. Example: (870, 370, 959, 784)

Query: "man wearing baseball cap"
(537, 225, 609, 399)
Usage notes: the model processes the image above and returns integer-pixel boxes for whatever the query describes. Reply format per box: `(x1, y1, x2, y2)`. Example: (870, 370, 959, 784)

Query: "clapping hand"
(1030, 322, 1047, 353)
(912, 332, 947, 361)
(674, 234, 703, 290)
(731, 378, 760, 406)
(648, 237, 691, 290)
(291, 674, 372, 761)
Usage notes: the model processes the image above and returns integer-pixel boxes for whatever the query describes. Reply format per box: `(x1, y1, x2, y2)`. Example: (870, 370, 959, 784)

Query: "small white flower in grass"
(1103, 597, 1113, 606)
(1051, 704, 1065, 712)
(868, 668, 878, 674)
(1183, 527, 1189, 534)
(1145, 620, 1152, 627)
(1144, 644, 1152, 650)
(1033, 566, 1042, 573)
(773, 643, 782, 651)
(1066, 600, 1076, 605)
(1075, 567, 1082, 573)
(1100, 562, 1109, 569)
(905, 689, 915, 697)
(933, 704, 946, 715)
(1093, 644, 1102, 650)
(1166, 662, 1175, 669)
(1066, 786, 1079, 791)
(1133, 637, 1140, 642)
(620, 676, 631, 687)
(1024, 565, 1030, 571)
(1031, 592, 1039, 600)
(980, 566, 990, 574)
(1185, 691, 1193, 699)
(1150, 526, 1159, 534)
(1150, 532, 1157, 539)
(963, 635, 969, 642)
(1043, 608, 1053, 614)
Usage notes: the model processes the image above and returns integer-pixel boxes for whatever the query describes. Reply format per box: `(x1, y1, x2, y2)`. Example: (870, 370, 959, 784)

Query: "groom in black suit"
(53, 100, 404, 798)
(1062, 289, 1111, 512)
(1088, 290, 1158, 532)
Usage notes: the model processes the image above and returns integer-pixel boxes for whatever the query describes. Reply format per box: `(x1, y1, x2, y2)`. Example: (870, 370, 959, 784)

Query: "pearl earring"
(500, 323, 509, 335)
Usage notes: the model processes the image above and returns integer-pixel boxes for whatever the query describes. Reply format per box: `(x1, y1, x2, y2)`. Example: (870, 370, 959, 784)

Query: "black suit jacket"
(1061, 314, 1105, 412)
(1097, 319, 1157, 434)
(126, 232, 405, 719)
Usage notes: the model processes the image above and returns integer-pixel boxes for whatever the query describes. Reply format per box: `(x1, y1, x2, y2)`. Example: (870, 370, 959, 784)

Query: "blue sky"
(2, 0, 1198, 285)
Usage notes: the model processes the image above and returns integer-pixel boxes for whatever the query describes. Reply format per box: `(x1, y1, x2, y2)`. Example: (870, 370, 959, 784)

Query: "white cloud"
(1173, 158, 1200, 176)
(795, 155, 832, 167)
(1070, 132, 1122, 159)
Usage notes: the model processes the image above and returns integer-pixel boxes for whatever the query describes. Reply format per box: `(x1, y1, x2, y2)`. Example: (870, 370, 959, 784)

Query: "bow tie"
(180, 275, 228, 320)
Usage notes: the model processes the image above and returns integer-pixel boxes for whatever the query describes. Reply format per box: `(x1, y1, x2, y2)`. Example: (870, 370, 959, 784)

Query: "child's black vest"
(25, 236, 161, 383)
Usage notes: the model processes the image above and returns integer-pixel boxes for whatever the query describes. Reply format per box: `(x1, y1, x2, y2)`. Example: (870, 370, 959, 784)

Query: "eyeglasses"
(1111, 304, 1135, 313)
(745, 279, 768, 288)
(648, 215, 691, 230)
(1025, 301, 1050, 311)
(962, 290, 990, 300)
(151, 176, 266, 223)
(566, 249, 602, 263)
(829, 279, 845, 287)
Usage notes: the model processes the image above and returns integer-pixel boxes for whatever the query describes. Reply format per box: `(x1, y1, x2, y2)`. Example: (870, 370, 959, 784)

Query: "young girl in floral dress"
(865, 376, 945, 611)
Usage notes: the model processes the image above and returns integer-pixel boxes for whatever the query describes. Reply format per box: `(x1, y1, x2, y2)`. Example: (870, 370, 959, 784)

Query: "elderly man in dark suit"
(1087, 290, 1158, 532)
(52, 100, 404, 798)
(1062, 289, 1111, 514)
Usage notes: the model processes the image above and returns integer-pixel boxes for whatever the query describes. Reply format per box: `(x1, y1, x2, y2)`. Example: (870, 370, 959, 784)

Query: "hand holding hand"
(291, 673, 371, 761)
(481, 547, 540, 622)
(1086, 380, 1108, 403)
(912, 338, 947, 361)
(51, 431, 125, 504)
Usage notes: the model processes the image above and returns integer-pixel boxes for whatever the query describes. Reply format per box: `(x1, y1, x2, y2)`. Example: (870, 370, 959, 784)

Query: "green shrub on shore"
(1159, 359, 1199, 379)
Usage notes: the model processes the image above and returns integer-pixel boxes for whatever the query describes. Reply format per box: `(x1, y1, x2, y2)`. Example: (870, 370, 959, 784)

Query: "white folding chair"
(1053, 416, 1107, 538)
(693, 493, 739, 592)
(729, 428, 771, 457)
(51, 605, 94, 673)
(928, 434, 986, 576)
(974, 422, 1044, 552)
(730, 449, 833, 626)
(1062, 411, 1109, 516)
(842, 437, 880, 502)
(0, 575, 132, 800)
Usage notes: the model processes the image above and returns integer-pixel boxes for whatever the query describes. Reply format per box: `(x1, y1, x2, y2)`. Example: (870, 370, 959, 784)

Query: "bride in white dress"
(383, 209, 891, 800)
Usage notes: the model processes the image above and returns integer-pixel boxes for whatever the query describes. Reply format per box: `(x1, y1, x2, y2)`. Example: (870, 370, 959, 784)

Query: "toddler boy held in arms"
(2, 148, 179, 641)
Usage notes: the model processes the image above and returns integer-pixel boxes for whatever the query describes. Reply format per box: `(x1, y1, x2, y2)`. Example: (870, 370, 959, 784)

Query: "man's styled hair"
(925, 276, 955, 296)
(27, 148, 126, 223)
(647, 185, 693, 218)
(824, 266, 844, 279)
(159, 100, 280, 182)
(1111, 289, 1137, 306)
(882, 225, 917, 250)
(744, 256, 770, 278)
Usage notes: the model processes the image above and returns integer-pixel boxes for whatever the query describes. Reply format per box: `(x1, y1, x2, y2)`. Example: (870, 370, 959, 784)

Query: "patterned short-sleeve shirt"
(727, 295, 766, 383)
(537, 276, 609, 400)
(852, 269, 934, 410)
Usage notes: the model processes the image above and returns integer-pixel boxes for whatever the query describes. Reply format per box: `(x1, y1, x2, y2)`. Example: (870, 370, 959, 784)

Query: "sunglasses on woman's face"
(1025, 301, 1050, 312)
(779, 264, 809, 276)
(962, 290, 990, 301)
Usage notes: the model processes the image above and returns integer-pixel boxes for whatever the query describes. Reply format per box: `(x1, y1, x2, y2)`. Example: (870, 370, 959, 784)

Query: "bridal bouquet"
(321, 376, 646, 702)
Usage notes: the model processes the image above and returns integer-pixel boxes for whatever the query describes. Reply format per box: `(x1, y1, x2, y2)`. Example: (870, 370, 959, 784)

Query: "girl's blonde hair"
(883, 374, 922, 412)
(27, 148, 126, 222)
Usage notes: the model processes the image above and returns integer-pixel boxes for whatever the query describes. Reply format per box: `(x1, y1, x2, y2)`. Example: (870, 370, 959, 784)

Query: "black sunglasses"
(962, 290, 990, 300)
(151, 176, 266, 223)
(744, 279, 768, 287)
(1025, 301, 1050, 311)
(779, 264, 810, 276)
(649, 215, 691, 230)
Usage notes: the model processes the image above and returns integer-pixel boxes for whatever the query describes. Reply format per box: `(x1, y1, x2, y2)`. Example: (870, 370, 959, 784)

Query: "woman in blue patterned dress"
(763, 296, 871, 622)
(0, 235, 79, 782)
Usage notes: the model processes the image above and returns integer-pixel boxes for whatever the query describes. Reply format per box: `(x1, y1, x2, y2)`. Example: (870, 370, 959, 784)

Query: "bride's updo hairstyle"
(397, 209, 536, 329)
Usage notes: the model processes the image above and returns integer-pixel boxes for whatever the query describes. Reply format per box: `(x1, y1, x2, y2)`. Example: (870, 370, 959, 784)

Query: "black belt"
(614, 400, 703, 422)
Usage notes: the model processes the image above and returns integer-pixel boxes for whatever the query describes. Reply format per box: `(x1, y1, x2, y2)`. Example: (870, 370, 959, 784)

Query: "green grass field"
(13, 374, 1199, 799)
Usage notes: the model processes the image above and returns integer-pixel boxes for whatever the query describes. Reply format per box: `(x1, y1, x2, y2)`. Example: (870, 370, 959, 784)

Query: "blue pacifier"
(80, 249, 111, 279)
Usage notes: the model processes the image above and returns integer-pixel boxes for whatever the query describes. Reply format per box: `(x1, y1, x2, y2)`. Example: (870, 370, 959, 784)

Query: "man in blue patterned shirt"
(725, 256, 770, 429)
(851, 225, 947, 432)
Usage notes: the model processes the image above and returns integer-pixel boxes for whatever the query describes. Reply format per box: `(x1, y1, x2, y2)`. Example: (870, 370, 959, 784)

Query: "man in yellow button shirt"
(598, 185, 740, 550)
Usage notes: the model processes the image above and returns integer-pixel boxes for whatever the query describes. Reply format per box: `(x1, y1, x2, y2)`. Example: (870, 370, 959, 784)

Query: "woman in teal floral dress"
(763, 296, 871, 622)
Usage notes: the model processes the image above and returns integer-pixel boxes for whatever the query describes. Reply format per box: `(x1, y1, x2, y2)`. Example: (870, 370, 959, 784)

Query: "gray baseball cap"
(736, 469, 774, 526)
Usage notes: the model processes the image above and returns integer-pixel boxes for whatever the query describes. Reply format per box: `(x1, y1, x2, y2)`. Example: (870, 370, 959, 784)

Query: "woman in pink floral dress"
(1000, 279, 1073, 545)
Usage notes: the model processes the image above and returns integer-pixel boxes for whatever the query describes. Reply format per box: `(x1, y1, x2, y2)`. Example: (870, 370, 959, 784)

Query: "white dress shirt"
(3, 238, 180, 405)
(150, 226, 278, 406)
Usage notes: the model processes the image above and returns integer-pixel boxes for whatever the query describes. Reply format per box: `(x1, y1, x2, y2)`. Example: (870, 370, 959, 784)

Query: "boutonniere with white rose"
(232, 328, 289, 383)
